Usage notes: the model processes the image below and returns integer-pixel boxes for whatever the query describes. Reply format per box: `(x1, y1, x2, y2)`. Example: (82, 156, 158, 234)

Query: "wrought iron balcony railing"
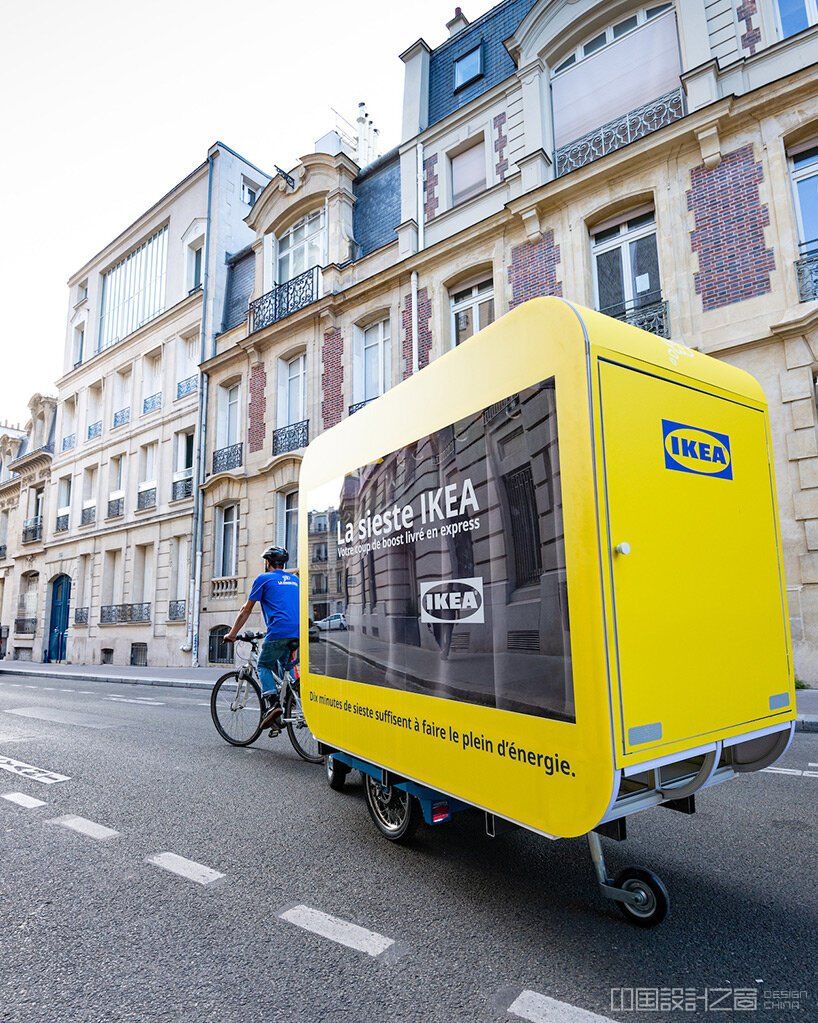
(74, 607, 89, 626)
(22, 516, 42, 543)
(213, 443, 243, 474)
(61, 434, 76, 452)
(107, 497, 124, 518)
(9, 442, 55, 468)
(273, 419, 309, 456)
(349, 398, 376, 415)
(113, 407, 130, 429)
(176, 375, 198, 400)
(81, 505, 96, 526)
(602, 298, 670, 339)
(137, 488, 156, 511)
(249, 266, 321, 333)
(14, 617, 36, 635)
(143, 392, 162, 415)
(55, 514, 69, 533)
(87, 420, 102, 441)
(100, 603, 151, 625)
(556, 88, 685, 176)
(172, 477, 193, 501)
(796, 249, 818, 302)
(0, 544, 6, 560)
(168, 599, 186, 622)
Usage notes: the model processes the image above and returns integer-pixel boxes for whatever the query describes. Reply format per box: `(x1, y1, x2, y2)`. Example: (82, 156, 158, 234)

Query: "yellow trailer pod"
(299, 297, 795, 926)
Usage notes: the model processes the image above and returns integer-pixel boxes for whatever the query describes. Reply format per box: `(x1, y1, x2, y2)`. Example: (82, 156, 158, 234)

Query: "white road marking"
(78, 691, 94, 695)
(1, 791, 47, 808)
(508, 990, 615, 1023)
(278, 905, 394, 957)
(763, 767, 803, 776)
(41, 687, 58, 692)
(146, 852, 224, 885)
(0, 755, 70, 784)
(51, 814, 119, 841)
(105, 696, 165, 706)
(58, 689, 73, 693)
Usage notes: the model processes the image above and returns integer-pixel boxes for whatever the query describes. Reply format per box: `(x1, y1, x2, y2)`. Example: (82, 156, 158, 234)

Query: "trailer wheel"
(326, 755, 350, 792)
(364, 775, 420, 843)
(614, 867, 669, 928)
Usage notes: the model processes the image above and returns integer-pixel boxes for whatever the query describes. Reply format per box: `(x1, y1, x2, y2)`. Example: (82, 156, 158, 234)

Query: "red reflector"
(431, 802, 450, 824)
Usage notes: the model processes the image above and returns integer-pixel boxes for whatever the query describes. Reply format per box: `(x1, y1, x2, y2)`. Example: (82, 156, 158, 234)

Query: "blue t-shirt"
(249, 570, 300, 642)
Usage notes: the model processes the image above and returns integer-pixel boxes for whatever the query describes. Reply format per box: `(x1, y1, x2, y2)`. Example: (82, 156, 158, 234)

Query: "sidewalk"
(797, 687, 818, 733)
(0, 661, 221, 690)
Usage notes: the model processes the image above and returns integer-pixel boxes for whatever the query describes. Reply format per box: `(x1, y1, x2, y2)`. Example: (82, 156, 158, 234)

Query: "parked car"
(316, 613, 347, 632)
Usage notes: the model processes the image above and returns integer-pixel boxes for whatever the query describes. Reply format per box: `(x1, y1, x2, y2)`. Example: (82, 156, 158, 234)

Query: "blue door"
(48, 575, 71, 662)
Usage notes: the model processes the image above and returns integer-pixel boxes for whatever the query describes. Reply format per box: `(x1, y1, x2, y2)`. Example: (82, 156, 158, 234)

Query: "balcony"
(9, 442, 54, 469)
(137, 487, 157, 511)
(556, 88, 685, 177)
(100, 603, 151, 625)
(55, 513, 69, 533)
(249, 266, 321, 333)
(107, 497, 124, 519)
(61, 434, 76, 452)
(14, 617, 36, 635)
(142, 392, 163, 415)
(176, 375, 198, 400)
(22, 516, 42, 544)
(603, 298, 670, 339)
(113, 407, 131, 429)
(211, 577, 239, 599)
(171, 476, 193, 501)
(87, 420, 102, 441)
(796, 247, 818, 302)
(168, 599, 186, 622)
(213, 443, 242, 474)
(273, 420, 309, 456)
(349, 398, 376, 415)
(80, 505, 96, 526)
(74, 607, 89, 626)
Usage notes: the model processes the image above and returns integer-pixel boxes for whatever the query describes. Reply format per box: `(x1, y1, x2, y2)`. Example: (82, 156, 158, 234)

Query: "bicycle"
(210, 631, 323, 763)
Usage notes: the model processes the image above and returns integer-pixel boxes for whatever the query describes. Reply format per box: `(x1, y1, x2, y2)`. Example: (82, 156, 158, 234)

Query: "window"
(552, 3, 674, 75)
(57, 476, 72, 513)
(277, 210, 325, 285)
(216, 504, 238, 577)
(77, 280, 88, 303)
(98, 226, 168, 350)
(73, 327, 85, 368)
(281, 354, 306, 426)
(241, 179, 259, 206)
(177, 431, 195, 474)
(777, 0, 817, 37)
(451, 140, 486, 206)
(110, 453, 125, 493)
(354, 319, 391, 404)
(451, 278, 495, 346)
(503, 466, 542, 587)
(208, 625, 233, 664)
(142, 351, 162, 410)
(139, 442, 157, 485)
(278, 491, 299, 567)
(190, 242, 203, 291)
(790, 143, 818, 255)
(592, 210, 661, 317)
(454, 44, 482, 90)
(220, 383, 240, 447)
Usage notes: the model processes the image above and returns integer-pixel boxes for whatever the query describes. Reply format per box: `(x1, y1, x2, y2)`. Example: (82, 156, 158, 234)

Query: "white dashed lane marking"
(105, 696, 165, 706)
(507, 990, 615, 1023)
(50, 815, 119, 841)
(0, 755, 70, 784)
(763, 766, 818, 778)
(146, 852, 224, 886)
(1, 791, 47, 808)
(278, 905, 394, 958)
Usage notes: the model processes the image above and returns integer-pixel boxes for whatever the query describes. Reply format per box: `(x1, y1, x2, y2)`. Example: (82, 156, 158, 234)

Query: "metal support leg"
(587, 831, 642, 907)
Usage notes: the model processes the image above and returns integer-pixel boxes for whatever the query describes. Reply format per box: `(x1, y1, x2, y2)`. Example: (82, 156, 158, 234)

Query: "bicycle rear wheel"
(284, 686, 323, 763)
(211, 671, 263, 747)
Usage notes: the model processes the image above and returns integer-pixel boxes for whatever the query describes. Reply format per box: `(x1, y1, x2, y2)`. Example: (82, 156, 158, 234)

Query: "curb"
(0, 667, 213, 691)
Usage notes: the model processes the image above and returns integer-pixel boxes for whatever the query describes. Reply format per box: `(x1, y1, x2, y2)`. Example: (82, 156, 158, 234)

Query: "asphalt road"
(0, 672, 815, 1023)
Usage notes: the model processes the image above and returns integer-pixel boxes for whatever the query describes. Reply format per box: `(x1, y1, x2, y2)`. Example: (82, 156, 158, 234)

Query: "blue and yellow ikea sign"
(662, 419, 732, 479)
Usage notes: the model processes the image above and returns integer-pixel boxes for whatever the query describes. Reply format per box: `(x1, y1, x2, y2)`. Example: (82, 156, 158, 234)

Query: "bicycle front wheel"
(211, 671, 263, 747)
(284, 687, 323, 763)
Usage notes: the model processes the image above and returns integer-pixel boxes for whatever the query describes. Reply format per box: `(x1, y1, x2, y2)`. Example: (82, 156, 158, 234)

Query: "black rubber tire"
(284, 688, 323, 763)
(326, 754, 350, 791)
(614, 867, 670, 928)
(363, 774, 421, 844)
(210, 671, 263, 747)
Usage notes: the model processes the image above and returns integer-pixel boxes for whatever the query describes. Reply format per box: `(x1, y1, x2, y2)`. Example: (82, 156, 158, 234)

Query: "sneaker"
(261, 702, 283, 732)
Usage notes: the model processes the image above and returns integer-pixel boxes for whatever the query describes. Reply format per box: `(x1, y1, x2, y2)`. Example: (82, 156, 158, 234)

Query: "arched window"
(277, 209, 326, 284)
(450, 277, 494, 347)
(208, 625, 233, 664)
(591, 207, 662, 326)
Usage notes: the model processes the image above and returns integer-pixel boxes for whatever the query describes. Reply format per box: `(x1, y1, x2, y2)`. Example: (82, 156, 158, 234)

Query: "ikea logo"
(662, 419, 732, 479)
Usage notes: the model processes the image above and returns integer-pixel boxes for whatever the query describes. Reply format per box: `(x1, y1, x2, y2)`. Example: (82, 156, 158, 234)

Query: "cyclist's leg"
(258, 640, 288, 702)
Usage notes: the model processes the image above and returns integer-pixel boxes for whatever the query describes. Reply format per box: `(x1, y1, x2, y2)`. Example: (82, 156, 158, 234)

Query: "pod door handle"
(614, 542, 631, 556)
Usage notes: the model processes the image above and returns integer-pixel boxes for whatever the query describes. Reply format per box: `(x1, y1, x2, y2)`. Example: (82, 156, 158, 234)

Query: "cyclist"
(224, 545, 299, 731)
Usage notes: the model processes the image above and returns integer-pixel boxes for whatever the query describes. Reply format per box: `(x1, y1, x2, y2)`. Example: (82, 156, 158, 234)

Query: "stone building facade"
(196, 0, 818, 683)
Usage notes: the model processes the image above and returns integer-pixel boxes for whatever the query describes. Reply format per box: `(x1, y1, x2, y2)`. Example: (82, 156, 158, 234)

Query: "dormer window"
(241, 179, 259, 207)
(277, 210, 325, 285)
(454, 44, 483, 91)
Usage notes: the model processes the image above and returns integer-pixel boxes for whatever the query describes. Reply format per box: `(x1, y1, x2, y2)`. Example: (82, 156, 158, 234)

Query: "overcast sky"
(0, 0, 495, 428)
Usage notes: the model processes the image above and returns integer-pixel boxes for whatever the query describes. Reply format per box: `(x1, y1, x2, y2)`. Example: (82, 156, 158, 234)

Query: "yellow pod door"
(598, 359, 791, 755)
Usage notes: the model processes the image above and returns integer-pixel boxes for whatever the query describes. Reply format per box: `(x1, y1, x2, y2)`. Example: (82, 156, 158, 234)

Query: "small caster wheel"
(325, 755, 350, 792)
(614, 867, 670, 928)
(364, 774, 420, 844)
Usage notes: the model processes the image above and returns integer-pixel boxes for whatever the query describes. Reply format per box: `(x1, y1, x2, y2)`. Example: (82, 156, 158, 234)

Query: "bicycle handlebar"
(225, 631, 266, 644)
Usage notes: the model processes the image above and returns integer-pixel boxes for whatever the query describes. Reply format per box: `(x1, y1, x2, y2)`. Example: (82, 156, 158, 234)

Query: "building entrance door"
(47, 575, 71, 662)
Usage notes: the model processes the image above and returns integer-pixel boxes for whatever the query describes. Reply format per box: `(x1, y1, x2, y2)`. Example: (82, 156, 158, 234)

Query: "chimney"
(446, 6, 469, 37)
